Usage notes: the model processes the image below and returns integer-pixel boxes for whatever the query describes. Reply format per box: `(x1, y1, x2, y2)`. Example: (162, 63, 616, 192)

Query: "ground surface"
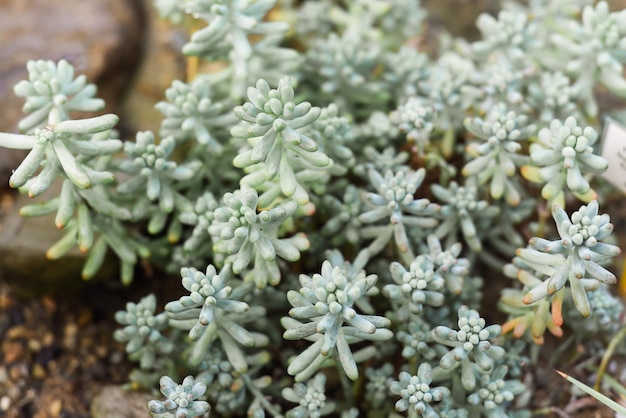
(0, 269, 621, 418)
(0, 282, 131, 417)
(2, 180, 626, 418)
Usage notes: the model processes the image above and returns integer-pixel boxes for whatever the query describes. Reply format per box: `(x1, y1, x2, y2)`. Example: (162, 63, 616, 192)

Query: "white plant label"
(600, 118, 626, 194)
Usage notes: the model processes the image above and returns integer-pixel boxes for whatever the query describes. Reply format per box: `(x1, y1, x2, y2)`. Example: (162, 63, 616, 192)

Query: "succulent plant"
(306, 103, 355, 176)
(421, 52, 474, 132)
(178, 192, 218, 254)
(423, 235, 470, 296)
(391, 97, 437, 154)
(472, 9, 539, 62)
(165, 263, 267, 370)
(355, 146, 410, 177)
(181, 0, 290, 97)
(148, 375, 210, 418)
(303, 32, 388, 115)
(431, 181, 500, 252)
(461, 59, 528, 114)
(390, 363, 450, 418)
(501, 259, 565, 345)
(208, 185, 309, 287)
(5, 1, 626, 416)
(384, 255, 446, 320)
(114, 294, 174, 370)
(364, 363, 395, 410)
(0, 114, 120, 192)
(515, 200, 620, 317)
(396, 317, 441, 361)
(527, 71, 579, 122)
(282, 373, 335, 418)
(466, 365, 526, 417)
(118, 131, 200, 214)
(509, 0, 593, 20)
(546, 1, 626, 116)
(432, 306, 505, 391)
(321, 185, 364, 247)
(231, 77, 332, 205)
(522, 116, 607, 207)
(282, 259, 392, 381)
(13, 59, 105, 133)
(383, 46, 430, 103)
(156, 77, 235, 151)
(463, 104, 534, 205)
(360, 168, 439, 259)
(565, 285, 625, 337)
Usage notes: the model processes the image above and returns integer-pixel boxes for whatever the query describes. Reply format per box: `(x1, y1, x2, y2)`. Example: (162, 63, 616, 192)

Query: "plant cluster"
(1, 0, 626, 417)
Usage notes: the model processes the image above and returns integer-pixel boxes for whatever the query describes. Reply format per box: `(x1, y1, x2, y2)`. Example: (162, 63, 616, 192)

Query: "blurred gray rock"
(91, 385, 153, 418)
(119, 1, 188, 133)
(0, 181, 117, 296)
(0, 0, 147, 182)
(0, 0, 193, 291)
(423, 0, 498, 41)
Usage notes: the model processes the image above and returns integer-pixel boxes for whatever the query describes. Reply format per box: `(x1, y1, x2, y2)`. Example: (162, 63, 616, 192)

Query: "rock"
(0, 181, 117, 296)
(423, 0, 498, 41)
(0, 0, 147, 181)
(0, 0, 193, 292)
(91, 385, 153, 418)
(0, 0, 149, 289)
(0, 0, 188, 290)
(120, 3, 188, 134)
(608, 0, 626, 10)
(2, 341, 25, 363)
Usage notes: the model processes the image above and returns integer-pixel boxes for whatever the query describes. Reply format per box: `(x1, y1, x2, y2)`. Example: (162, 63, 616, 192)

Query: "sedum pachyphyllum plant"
(1, 0, 626, 417)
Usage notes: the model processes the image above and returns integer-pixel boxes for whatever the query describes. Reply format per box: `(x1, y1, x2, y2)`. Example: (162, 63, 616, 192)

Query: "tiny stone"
(0, 288, 13, 310)
(32, 363, 46, 379)
(77, 309, 93, 326)
(28, 338, 42, 352)
(42, 331, 54, 346)
(50, 399, 63, 417)
(7, 325, 33, 339)
(3, 341, 25, 363)
(41, 295, 57, 314)
(0, 396, 10, 411)
(84, 354, 97, 368)
(96, 345, 108, 358)
(9, 363, 28, 380)
(7, 386, 20, 399)
(110, 350, 124, 364)
(67, 357, 80, 372)
(81, 336, 94, 349)
(63, 323, 78, 349)
(48, 360, 59, 374)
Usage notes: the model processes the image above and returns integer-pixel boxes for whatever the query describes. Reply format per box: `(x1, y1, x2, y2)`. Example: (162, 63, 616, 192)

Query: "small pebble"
(110, 350, 123, 364)
(9, 363, 28, 380)
(48, 360, 59, 374)
(63, 323, 78, 349)
(0, 395, 11, 411)
(7, 325, 32, 339)
(28, 338, 42, 352)
(3, 341, 24, 362)
(49, 399, 63, 417)
(42, 331, 54, 346)
(7, 386, 20, 399)
(32, 363, 46, 379)
(95, 345, 107, 358)
(41, 296, 57, 314)
(0, 288, 12, 310)
(77, 309, 93, 326)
